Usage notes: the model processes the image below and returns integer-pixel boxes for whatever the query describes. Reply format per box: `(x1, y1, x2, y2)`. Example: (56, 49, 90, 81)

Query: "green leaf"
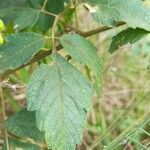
(14, 8, 40, 30)
(27, 54, 93, 150)
(2, 139, 41, 150)
(60, 34, 102, 95)
(109, 28, 149, 53)
(27, 0, 65, 32)
(0, 0, 27, 8)
(5, 109, 44, 141)
(0, 0, 28, 23)
(0, 32, 46, 74)
(86, 0, 150, 31)
(26, 0, 41, 8)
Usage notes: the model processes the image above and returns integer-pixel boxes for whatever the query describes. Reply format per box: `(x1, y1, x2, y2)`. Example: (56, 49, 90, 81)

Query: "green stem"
(40, 10, 57, 17)
(51, 16, 60, 54)
(41, 0, 48, 11)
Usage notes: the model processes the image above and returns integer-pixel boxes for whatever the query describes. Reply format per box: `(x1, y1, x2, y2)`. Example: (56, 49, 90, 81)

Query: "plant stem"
(40, 10, 58, 17)
(40, 0, 57, 17)
(81, 22, 125, 37)
(52, 16, 60, 53)
(41, 9, 82, 34)
(0, 81, 9, 150)
(41, 0, 48, 11)
(74, 0, 80, 29)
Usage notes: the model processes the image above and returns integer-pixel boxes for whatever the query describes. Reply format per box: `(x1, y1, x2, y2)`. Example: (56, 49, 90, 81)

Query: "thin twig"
(0, 80, 9, 150)
(0, 79, 24, 90)
(74, 0, 80, 29)
(40, 0, 58, 17)
(52, 16, 60, 53)
(81, 22, 125, 37)
(41, 0, 48, 11)
(40, 10, 58, 17)
(41, 9, 82, 33)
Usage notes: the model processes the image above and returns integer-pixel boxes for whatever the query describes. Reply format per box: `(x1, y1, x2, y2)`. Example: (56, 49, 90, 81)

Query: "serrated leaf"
(27, 0, 65, 32)
(86, 0, 150, 31)
(109, 28, 149, 53)
(5, 109, 44, 141)
(14, 8, 40, 30)
(0, 32, 46, 74)
(2, 139, 41, 150)
(60, 34, 102, 95)
(27, 54, 93, 150)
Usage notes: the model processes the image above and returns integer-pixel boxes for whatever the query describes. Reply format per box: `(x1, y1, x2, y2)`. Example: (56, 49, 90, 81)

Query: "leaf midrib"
(55, 60, 66, 149)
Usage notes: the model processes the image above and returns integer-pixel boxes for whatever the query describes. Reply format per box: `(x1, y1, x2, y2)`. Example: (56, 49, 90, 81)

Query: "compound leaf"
(0, 32, 46, 74)
(109, 28, 149, 53)
(86, 0, 150, 31)
(5, 109, 44, 141)
(27, 54, 93, 150)
(14, 8, 40, 30)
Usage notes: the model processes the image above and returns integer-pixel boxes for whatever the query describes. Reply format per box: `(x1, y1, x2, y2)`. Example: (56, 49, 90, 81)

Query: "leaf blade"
(109, 28, 149, 53)
(0, 0, 28, 23)
(86, 0, 150, 31)
(60, 34, 103, 95)
(2, 139, 41, 150)
(14, 8, 40, 30)
(5, 109, 44, 141)
(0, 32, 46, 74)
(27, 54, 93, 150)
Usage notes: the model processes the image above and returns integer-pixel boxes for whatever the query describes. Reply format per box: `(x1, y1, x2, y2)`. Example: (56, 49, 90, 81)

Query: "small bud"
(0, 19, 5, 31)
(0, 33, 4, 45)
